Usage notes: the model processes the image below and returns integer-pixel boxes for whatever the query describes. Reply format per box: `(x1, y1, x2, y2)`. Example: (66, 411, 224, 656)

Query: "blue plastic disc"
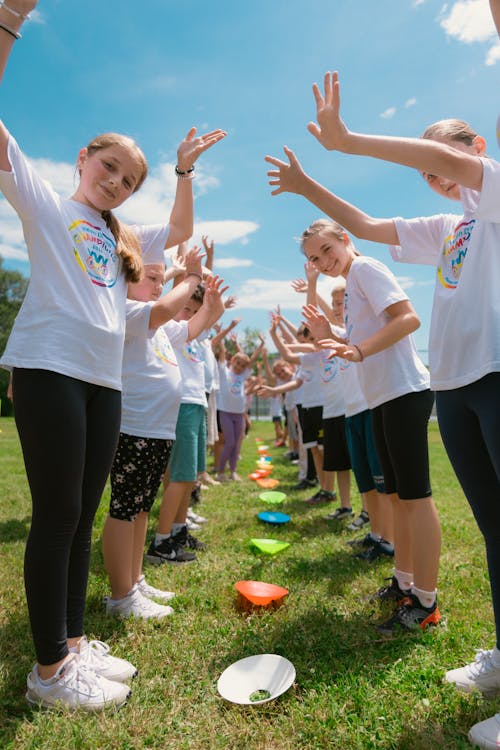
(258, 511, 291, 525)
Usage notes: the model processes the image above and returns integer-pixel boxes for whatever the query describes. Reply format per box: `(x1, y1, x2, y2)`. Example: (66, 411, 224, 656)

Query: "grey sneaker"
(445, 650, 500, 698)
(324, 507, 353, 521)
(346, 510, 370, 531)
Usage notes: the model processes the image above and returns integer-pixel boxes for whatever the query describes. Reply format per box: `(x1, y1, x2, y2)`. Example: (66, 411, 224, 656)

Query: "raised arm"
(202, 235, 214, 272)
(491, 0, 500, 35)
(166, 128, 227, 249)
(149, 247, 204, 329)
(187, 275, 227, 341)
(0, 1, 38, 171)
(261, 345, 276, 386)
(265, 146, 398, 245)
(248, 333, 265, 366)
(319, 299, 420, 363)
(307, 70, 484, 191)
(269, 318, 300, 365)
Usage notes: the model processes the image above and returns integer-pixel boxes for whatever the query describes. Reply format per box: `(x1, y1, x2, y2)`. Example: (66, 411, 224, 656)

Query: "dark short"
(345, 410, 385, 494)
(371, 389, 434, 500)
(322, 415, 351, 472)
(299, 405, 324, 448)
(110, 433, 174, 521)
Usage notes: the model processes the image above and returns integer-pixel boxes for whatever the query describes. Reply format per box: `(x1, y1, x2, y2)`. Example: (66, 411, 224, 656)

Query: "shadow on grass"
(0, 515, 31, 542)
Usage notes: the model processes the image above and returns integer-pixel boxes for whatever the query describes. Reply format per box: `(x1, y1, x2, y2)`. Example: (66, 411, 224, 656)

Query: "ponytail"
(101, 210, 143, 283)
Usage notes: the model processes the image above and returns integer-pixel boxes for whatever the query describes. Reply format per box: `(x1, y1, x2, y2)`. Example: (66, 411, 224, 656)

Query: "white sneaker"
(468, 712, 500, 749)
(186, 518, 202, 531)
(445, 650, 500, 698)
(26, 654, 130, 711)
(230, 472, 242, 482)
(216, 473, 228, 483)
(76, 636, 137, 683)
(106, 586, 173, 620)
(187, 508, 208, 524)
(137, 575, 175, 602)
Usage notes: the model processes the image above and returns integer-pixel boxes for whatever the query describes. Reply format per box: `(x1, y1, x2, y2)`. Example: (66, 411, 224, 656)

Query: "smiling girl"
(0, 0, 226, 711)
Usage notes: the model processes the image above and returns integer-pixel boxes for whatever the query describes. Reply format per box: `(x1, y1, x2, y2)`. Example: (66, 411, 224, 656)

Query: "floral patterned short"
(109, 433, 174, 521)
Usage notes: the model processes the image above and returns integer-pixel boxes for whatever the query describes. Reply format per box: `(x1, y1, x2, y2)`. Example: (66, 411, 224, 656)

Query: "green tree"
(0, 257, 28, 416)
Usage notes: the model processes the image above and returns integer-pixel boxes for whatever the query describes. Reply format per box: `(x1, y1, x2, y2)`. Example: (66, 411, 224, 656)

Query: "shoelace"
(60, 658, 103, 697)
(80, 639, 112, 668)
(469, 649, 495, 676)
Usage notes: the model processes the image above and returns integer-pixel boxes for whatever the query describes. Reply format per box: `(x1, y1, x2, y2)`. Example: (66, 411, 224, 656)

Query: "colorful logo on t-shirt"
(230, 373, 245, 395)
(154, 328, 178, 367)
(181, 342, 201, 363)
(69, 219, 119, 288)
(320, 351, 338, 383)
(437, 218, 475, 290)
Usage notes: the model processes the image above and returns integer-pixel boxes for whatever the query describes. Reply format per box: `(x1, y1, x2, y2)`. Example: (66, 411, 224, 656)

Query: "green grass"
(0, 417, 496, 749)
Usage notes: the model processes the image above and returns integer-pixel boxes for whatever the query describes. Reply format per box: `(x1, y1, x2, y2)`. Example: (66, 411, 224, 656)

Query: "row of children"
(261, 50, 499, 747)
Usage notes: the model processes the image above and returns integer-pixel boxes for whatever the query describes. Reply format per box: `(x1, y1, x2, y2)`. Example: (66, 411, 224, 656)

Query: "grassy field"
(0, 417, 496, 749)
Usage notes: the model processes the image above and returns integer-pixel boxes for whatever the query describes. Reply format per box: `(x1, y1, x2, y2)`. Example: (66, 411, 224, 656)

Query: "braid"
(101, 210, 143, 283)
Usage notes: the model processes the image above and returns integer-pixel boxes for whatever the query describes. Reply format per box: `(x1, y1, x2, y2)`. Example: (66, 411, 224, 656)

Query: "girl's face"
(74, 144, 143, 211)
(421, 136, 486, 202)
(331, 289, 345, 324)
(231, 355, 249, 374)
(128, 264, 165, 302)
(303, 232, 354, 278)
(175, 298, 202, 322)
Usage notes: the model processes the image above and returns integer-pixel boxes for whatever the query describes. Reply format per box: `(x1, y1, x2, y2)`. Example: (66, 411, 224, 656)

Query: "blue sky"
(1, 0, 498, 362)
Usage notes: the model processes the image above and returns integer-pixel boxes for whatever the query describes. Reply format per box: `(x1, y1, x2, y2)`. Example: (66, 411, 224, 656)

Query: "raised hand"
(291, 278, 308, 294)
(224, 294, 237, 309)
(203, 275, 229, 311)
(256, 385, 273, 399)
(318, 339, 361, 362)
(184, 245, 204, 278)
(177, 127, 227, 172)
(264, 146, 307, 196)
(306, 71, 350, 152)
(302, 304, 332, 341)
(304, 260, 320, 282)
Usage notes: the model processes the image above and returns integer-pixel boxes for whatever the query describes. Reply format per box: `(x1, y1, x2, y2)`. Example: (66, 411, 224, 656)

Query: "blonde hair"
(85, 133, 149, 283)
(421, 119, 477, 146)
(300, 218, 358, 255)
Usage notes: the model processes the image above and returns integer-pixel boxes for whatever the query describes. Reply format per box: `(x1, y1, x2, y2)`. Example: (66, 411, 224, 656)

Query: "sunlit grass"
(0, 418, 495, 749)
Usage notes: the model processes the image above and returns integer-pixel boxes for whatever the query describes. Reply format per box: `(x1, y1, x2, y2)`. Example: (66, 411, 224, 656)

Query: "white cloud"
(380, 107, 396, 119)
(405, 97, 417, 108)
(486, 40, 500, 64)
(439, 0, 496, 43)
(193, 220, 259, 245)
(214, 258, 253, 269)
(230, 276, 338, 311)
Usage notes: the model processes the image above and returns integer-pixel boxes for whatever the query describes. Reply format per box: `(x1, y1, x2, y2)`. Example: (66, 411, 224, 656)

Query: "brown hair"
(421, 119, 477, 146)
(85, 133, 149, 283)
(191, 284, 205, 304)
(300, 218, 358, 255)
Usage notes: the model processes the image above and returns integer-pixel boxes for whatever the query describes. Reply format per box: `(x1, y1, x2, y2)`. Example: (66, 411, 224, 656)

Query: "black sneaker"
(369, 576, 411, 604)
(355, 541, 383, 562)
(378, 594, 441, 635)
(347, 532, 375, 548)
(145, 538, 196, 565)
(172, 525, 207, 551)
(324, 507, 353, 521)
(293, 478, 318, 491)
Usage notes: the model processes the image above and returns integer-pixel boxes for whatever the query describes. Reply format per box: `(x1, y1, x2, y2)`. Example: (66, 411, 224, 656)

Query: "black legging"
(436, 372, 500, 646)
(13, 368, 121, 665)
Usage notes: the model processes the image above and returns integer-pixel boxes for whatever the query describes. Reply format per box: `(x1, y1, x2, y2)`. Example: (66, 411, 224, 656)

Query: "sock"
(394, 569, 413, 592)
(171, 523, 185, 535)
(491, 647, 500, 667)
(411, 585, 436, 609)
(154, 532, 171, 546)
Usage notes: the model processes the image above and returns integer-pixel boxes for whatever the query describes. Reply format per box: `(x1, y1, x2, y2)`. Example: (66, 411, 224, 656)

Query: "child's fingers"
(183, 126, 197, 142)
(264, 155, 287, 168)
(270, 187, 284, 196)
(312, 82, 324, 107)
(307, 122, 321, 140)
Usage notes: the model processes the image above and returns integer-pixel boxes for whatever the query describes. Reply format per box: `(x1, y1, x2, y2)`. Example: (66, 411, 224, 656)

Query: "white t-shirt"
(390, 157, 500, 391)
(163, 320, 206, 406)
(199, 334, 219, 394)
(296, 351, 324, 408)
(345, 256, 430, 409)
(120, 301, 182, 439)
(320, 347, 347, 419)
(0, 135, 169, 390)
(217, 362, 252, 413)
(270, 393, 283, 419)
